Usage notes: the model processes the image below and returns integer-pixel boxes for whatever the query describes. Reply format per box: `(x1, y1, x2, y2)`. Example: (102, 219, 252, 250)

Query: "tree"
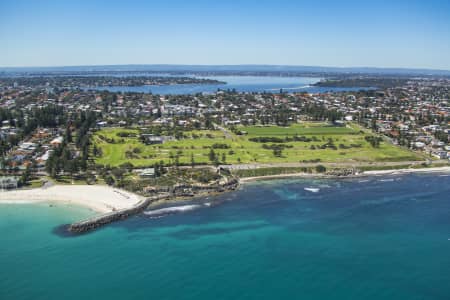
(190, 153, 195, 168)
(67, 159, 79, 180)
(20, 164, 32, 186)
(205, 117, 213, 130)
(174, 154, 180, 167)
(221, 153, 226, 164)
(65, 126, 73, 143)
(208, 148, 216, 162)
(93, 144, 100, 157)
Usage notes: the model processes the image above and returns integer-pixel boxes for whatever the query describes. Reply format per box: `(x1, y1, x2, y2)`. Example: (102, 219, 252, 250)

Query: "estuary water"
(1, 173, 450, 300)
(86, 75, 371, 95)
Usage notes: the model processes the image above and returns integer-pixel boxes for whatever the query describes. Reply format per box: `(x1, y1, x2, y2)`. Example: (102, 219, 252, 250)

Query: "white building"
(0, 177, 18, 190)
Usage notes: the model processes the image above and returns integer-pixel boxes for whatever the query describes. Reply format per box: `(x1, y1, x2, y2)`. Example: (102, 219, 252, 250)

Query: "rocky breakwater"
(69, 176, 240, 234)
(68, 194, 170, 233)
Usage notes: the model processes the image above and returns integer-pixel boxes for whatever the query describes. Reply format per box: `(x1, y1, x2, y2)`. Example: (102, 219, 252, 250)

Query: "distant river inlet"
(85, 75, 373, 95)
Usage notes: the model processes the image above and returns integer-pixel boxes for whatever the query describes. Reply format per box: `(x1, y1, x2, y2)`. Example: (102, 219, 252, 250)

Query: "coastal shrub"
(116, 132, 136, 138)
(315, 165, 327, 173)
(233, 167, 306, 177)
(211, 143, 230, 149)
(191, 169, 220, 183)
(301, 159, 321, 163)
(262, 143, 293, 150)
(250, 135, 314, 143)
(273, 148, 283, 157)
(104, 175, 115, 186)
(119, 162, 134, 171)
(249, 136, 285, 143)
(111, 167, 126, 179)
(365, 136, 382, 148)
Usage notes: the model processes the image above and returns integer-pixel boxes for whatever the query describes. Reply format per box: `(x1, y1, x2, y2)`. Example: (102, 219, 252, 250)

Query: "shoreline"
(1, 166, 449, 213)
(0, 185, 143, 213)
(239, 166, 450, 183)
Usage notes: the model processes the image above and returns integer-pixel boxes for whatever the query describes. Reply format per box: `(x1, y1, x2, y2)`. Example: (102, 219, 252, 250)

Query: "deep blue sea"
(1, 173, 450, 300)
(86, 75, 371, 95)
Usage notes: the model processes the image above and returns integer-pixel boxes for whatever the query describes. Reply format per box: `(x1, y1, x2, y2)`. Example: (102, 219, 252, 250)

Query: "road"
(213, 123, 234, 140)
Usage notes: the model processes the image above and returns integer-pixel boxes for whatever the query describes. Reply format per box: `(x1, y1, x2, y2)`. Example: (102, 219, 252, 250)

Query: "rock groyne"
(68, 194, 171, 233)
(68, 177, 240, 234)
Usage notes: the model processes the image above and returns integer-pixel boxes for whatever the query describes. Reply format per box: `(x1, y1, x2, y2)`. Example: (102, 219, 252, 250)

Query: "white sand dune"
(0, 185, 143, 213)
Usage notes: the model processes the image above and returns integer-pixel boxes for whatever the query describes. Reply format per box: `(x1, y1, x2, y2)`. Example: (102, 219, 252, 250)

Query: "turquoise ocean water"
(1, 173, 450, 300)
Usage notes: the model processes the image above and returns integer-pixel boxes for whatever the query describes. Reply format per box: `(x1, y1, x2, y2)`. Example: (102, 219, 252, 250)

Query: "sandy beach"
(0, 185, 143, 213)
(362, 166, 450, 176)
(239, 166, 450, 183)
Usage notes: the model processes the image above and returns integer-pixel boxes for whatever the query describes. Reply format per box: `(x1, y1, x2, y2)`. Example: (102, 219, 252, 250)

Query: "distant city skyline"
(1, 0, 450, 69)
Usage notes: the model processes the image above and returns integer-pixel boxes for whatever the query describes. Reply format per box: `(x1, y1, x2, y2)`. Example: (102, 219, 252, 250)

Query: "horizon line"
(1, 63, 450, 74)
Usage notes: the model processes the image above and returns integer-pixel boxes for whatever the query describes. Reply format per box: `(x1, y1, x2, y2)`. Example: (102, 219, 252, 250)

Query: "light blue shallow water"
(86, 75, 371, 94)
(1, 173, 450, 300)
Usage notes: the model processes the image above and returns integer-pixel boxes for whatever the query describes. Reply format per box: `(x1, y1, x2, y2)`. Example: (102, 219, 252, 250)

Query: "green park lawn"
(92, 123, 422, 167)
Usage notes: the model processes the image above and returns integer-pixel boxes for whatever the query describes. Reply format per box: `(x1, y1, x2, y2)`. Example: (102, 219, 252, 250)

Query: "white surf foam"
(378, 178, 395, 182)
(0, 200, 39, 204)
(304, 187, 320, 193)
(144, 204, 202, 216)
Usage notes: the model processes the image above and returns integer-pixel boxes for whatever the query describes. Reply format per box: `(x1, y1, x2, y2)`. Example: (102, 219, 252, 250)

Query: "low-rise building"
(0, 177, 18, 190)
(137, 168, 155, 178)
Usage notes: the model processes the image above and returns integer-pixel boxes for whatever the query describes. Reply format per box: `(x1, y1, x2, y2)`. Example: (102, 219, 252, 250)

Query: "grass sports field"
(92, 123, 422, 167)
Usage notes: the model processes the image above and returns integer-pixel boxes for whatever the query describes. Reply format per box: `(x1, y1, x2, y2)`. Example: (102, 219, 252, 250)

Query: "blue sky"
(1, 0, 450, 69)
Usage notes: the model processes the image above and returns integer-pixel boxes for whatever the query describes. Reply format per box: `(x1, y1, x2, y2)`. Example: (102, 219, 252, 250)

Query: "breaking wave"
(304, 187, 320, 193)
(378, 178, 395, 182)
(144, 203, 211, 218)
